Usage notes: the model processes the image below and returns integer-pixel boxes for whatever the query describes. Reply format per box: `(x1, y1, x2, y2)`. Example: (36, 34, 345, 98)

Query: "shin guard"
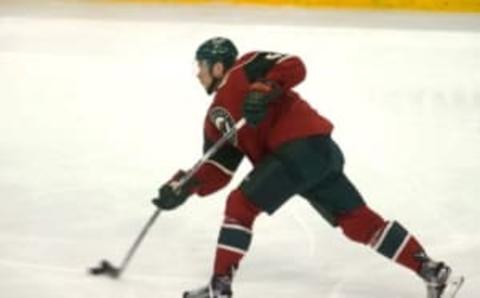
(338, 206, 424, 273)
(370, 220, 425, 273)
(214, 189, 261, 275)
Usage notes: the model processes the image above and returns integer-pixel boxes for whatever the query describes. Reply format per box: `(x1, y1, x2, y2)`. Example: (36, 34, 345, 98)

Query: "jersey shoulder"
(235, 51, 291, 83)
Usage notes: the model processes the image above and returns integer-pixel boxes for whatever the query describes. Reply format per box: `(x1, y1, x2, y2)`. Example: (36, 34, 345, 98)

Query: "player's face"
(196, 60, 214, 91)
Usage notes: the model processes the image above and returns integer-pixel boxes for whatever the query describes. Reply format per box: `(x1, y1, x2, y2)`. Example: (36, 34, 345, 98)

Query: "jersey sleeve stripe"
(205, 159, 234, 176)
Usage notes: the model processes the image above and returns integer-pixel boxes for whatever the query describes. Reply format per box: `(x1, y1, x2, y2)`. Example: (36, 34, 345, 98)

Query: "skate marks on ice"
(0, 255, 467, 298)
(0, 256, 195, 298)
(0, 258, 83, 275)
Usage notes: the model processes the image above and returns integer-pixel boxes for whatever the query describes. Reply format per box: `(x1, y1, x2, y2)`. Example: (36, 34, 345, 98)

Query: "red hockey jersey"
(194, 51, 333, 196)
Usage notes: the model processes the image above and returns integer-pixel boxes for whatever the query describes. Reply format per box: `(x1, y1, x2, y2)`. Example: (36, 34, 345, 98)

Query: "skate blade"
(443, 275, 465, 298)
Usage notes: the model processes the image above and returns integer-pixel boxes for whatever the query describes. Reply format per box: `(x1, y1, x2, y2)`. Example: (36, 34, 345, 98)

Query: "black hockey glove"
(152, 170, 198, 211)
(243, 79, 282, 127)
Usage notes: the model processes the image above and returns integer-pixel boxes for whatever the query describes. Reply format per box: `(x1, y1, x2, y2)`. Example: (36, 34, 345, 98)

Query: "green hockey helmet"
(195, 37, 238, 70)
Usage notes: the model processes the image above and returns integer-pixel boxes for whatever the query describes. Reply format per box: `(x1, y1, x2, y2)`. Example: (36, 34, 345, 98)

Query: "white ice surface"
(0, 3, 479, 298)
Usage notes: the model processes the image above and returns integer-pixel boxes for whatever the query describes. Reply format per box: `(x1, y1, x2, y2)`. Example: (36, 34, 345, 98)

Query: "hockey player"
(152, 37, 462, 298)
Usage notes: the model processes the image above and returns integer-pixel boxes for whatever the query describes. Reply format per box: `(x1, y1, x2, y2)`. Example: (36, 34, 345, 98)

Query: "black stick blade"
(88, 260, 121, 279)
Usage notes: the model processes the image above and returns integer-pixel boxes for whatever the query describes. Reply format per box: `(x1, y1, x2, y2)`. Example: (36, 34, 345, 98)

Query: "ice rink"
(1, 2, 479, 297)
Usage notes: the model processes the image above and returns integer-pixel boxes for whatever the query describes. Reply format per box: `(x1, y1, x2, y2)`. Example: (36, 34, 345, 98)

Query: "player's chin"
(200, 82, 210, 93)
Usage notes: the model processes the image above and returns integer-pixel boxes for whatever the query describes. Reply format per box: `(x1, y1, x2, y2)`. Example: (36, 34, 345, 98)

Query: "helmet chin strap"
(206, 63, 222, 95)
(206, 77, 221, 95)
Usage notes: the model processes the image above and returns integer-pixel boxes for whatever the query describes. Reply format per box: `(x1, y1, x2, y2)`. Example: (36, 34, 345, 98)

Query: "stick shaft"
(116, 118, 246, 276)
(117, 208, 161, 275)
(175, 118, 246, 189)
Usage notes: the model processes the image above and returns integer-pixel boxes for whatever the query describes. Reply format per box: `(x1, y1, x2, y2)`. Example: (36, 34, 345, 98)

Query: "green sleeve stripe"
(243, 52, 284, 83)
(204, 138, 244, 172)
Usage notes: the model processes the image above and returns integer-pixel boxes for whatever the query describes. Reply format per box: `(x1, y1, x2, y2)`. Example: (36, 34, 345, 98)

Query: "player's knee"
(337, 205, 386, 244)
(224, 189, 261, 228)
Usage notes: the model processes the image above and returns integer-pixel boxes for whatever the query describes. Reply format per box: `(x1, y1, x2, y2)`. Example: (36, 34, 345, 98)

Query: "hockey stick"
(89, 118, 247, 279)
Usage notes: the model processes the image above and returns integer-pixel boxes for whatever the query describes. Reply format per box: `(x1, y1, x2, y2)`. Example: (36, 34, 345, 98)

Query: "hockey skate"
(183, 275, 233, 298)
(418, 255, 464, 298)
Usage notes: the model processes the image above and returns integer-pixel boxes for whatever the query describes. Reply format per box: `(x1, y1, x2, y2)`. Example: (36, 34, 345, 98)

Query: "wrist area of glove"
(249, 79, 282, 103)
(190, 162, 232, 197)
(152, 170, 200, 210)
(168, 170, 200, 195)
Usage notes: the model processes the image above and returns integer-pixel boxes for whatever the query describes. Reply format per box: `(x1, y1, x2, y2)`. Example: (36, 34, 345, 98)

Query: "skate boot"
(418, 254, 464, 298)
(183, 275, 233, 298)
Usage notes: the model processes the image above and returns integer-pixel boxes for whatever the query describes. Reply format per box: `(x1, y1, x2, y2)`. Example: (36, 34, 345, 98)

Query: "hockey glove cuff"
(152, 170, 199, 211)
(243, 80, 282, 127)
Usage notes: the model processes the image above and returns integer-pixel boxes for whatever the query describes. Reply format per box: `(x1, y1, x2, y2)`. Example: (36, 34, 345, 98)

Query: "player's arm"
(152, 133, 243, 210)
(192, 134, 244, 197)
(264, 53, 306, 90)
(243, 51, 306, 90)
(242, 52, 306, 126)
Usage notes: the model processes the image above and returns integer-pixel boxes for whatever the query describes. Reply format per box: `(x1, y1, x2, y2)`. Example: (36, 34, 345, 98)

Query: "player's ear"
(212, 62, 225, 78)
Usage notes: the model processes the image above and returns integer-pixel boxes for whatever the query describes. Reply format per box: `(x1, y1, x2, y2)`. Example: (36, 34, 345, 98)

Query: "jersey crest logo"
(209, 107, 238, 146)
